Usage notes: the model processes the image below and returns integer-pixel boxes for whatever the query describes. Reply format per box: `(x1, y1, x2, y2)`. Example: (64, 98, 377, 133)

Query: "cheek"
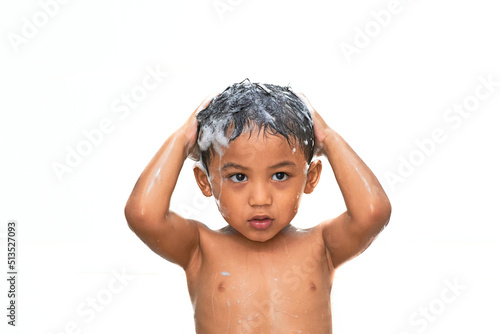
(214, 195, 231, 219)
(215, 182, 242, 219)
(218, 203, 231, 219)
(291, 181, 306, 208)
(208, 173, 224, 196)
(277, 191, 302, 215)
(292, 194, 302, 213)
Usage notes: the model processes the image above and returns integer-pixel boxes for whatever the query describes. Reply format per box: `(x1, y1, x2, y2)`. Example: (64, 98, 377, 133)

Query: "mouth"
(248, 215, 273, 230)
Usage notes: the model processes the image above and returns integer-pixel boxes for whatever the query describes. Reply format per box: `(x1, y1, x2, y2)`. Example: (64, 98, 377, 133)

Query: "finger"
(195, 90, 223, 114)
(295, 92, 316, 114)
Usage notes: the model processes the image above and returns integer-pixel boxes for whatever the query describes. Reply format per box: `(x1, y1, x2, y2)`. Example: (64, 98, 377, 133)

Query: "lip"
(248, 215, 273, 230)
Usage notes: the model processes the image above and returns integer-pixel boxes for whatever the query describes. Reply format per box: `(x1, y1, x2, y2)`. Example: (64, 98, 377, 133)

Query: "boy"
(125, 80, 391, 333)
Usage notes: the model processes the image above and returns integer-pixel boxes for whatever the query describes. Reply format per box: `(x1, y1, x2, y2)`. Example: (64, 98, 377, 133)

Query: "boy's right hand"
(180, 93, 218, 161)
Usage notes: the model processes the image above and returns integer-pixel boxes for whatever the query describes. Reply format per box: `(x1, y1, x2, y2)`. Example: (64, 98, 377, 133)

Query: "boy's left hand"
(296, 93, 334, 156)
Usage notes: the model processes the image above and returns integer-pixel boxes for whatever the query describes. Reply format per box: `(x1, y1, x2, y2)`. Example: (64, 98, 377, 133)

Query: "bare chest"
(186, 233, 334, 333)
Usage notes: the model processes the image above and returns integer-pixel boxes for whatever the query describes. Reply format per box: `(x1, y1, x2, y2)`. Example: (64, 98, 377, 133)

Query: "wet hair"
(196, 79, 315, 173)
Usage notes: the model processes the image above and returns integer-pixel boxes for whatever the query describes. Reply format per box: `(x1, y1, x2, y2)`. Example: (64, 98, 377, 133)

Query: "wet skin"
(189, 130, 331, 333)
(188, 223, 334, 333)
(125, 94, 391, 334)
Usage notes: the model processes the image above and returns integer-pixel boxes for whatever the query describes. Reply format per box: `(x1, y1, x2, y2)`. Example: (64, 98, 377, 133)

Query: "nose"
(248, 181, 272, 207)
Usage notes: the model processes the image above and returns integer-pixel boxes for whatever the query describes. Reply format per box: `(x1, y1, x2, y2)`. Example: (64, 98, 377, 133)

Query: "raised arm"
(124, 96, 213, 270)
(299, 94, 392, 268)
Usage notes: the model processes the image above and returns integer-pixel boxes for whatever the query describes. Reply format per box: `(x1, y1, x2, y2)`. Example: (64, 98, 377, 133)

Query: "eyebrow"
(221, 162, 248, 171)
(268, 161, 297, 169)
(221, 160, 297, 172)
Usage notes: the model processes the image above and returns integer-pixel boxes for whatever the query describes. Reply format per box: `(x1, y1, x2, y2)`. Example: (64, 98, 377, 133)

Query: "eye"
(272, 172, 288, 181)
(229, 173, 247, 183)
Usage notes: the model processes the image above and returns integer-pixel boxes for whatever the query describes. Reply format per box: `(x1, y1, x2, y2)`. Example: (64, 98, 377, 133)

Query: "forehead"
(209, 129, 307, 169)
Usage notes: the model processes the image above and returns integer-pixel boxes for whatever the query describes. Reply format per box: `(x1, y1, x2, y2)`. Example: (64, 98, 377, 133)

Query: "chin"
(251, 236, 272, 243)
(245, 230, 280, 243)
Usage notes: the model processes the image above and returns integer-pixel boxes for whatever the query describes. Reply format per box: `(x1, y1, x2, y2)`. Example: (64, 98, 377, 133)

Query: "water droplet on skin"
(221, 271, 231, 276)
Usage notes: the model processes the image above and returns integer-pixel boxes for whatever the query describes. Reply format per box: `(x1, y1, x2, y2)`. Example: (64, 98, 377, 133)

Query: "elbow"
(124, 204, 137, 232)
(124, 201, 148, 232)
(368, 198, 392, 228)
(346, 199, 392, 241)
(124, 198, 166, 234)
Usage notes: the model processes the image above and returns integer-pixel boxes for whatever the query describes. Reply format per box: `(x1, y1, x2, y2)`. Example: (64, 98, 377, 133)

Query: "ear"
(304, 159, 322, 194)
(193, 165, 213, 197)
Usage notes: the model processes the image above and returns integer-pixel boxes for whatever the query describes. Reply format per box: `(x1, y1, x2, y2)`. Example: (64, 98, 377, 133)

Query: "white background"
(1, 0, 499, 333)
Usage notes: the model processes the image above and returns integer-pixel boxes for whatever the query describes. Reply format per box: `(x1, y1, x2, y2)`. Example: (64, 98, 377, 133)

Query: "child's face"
(195, 129, 321, 242)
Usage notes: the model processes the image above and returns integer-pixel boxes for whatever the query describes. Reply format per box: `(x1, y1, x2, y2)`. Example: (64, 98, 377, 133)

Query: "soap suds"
(196, 81, 316, 168)
(198, 123, 229, 157)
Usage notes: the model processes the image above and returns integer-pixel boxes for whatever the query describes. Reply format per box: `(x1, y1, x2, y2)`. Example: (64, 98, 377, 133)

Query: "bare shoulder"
(183, 221, 236, 274)
(186, 223, 333, 276)
(283, 224, 325, 246)
(289, 224, 334, 267)
(317, 211, 387, 268)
